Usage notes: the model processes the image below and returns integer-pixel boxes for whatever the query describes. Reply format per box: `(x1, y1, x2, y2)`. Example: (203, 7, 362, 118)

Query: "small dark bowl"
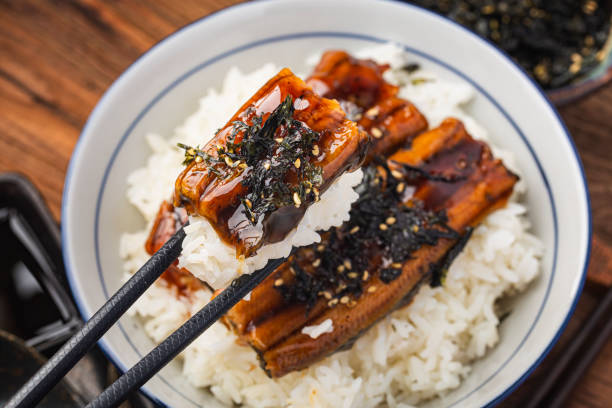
(547, 4, 612, 106)
(0, 330, 83, 407)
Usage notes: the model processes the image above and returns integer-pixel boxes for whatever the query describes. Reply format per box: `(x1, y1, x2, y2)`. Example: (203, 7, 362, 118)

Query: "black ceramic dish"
(0, 173, 84, 406)
(0, 330, 82, 407)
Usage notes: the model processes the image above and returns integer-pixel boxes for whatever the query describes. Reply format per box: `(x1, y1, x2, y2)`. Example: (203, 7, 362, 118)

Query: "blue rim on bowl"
(61, 1, 592, 406)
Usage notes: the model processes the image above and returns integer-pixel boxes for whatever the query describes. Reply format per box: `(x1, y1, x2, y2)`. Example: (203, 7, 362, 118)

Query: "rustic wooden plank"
(560, 87, 612, 246)
(1, 1, 611, 406)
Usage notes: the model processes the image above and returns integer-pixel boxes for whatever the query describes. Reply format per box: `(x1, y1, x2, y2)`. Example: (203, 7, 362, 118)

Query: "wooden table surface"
(1, 1, 611, 407)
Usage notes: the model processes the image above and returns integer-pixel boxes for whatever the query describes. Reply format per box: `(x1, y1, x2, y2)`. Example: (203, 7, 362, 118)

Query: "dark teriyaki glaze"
(175, 68, 369, 257)
(144, 200, 188, 254)
(307, 50, 428, 162)
(144, 201, 205, 297)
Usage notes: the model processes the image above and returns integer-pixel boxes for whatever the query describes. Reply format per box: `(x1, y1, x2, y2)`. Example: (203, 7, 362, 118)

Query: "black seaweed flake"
(430, 227, 474, 287)
(409, 0, 611, 89)
(380, 268, 403, 284)
(178, 96, 323, 226)
(276, 159, 464, 310)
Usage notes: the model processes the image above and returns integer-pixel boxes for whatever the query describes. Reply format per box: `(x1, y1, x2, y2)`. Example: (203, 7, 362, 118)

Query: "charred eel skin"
(223, 118, 517, 378)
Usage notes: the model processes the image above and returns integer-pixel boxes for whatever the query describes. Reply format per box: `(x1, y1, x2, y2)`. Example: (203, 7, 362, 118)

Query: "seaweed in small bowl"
(408, 0, 612, 105)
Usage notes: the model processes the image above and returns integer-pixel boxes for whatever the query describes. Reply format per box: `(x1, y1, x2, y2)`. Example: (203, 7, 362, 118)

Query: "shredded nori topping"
(430, 227, 474, 287)
(275, 159, 462, 311)
(178, 96, 323, 225)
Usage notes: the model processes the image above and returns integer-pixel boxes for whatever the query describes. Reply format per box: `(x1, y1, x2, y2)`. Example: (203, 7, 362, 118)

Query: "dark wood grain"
(1, 1, 611, 407)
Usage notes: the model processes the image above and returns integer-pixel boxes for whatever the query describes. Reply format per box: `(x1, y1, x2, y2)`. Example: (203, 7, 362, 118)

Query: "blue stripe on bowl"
(62, 2, 591, 407)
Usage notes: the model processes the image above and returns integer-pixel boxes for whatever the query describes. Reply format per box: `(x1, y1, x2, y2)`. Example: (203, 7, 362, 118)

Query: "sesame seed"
(391, 262, 402, 269)
(289, 267, 296, 275)
(353, 113, 363, 120)
(396, 182, 406, 193)
(340, 296, 350, 304)
(348, 300, 357, 307)
(362, 271, 369, 281)
(379, 223, 388, 231)
(293, 192, 301, 207)
(412, 225, 419, 232)
(328, 298, 339, 307)
(347, 272, 358, 279)
(571, 53, 583, 63)
(368, 286, 377, 293)
(312, 145, 320, 156)
(317, 244, 325, 252)
(371, 127, 383, 139)
(349, 226, 360, 234)
(569, 62, 581, 74)
(584, 0, 597, 14)
(386, 217, 396, 225)
(391, 170, 403, 179)
(481, 4, 494, 14)
(534, 63, 549, 82)
(274, 278, 284, 287)
(312, 258, 321, 268)
(365, 106, 380, 118)
(343, 259, 352, 270)
(321, 291, 332, 300)
(337, 265, 345, 273)
(294, 158, 301, 168)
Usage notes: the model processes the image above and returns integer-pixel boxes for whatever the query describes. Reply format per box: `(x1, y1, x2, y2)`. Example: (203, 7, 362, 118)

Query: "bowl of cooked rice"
(61, 0, 591, 407)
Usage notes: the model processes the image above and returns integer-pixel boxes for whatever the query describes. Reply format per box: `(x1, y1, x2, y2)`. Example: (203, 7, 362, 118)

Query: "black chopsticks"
(5, 228, 187, 408)
(86, 255, 286, 408)
(6, 227, 287, 408)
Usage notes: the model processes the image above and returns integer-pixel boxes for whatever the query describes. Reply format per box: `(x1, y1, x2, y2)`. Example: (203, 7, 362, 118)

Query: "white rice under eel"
(178, 168, 363, 289)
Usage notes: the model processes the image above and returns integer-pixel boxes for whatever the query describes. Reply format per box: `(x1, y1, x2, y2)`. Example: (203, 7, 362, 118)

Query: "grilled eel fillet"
(174, 68, 369, 257)
(307, 50, 428, 161)
(144, 201, 206, 297)
(222, 118, 518, 377)
(149, 52, 427, 287)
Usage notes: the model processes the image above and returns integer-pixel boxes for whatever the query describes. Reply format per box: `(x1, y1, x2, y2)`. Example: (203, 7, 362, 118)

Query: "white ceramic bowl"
(62, 0, 591, 406)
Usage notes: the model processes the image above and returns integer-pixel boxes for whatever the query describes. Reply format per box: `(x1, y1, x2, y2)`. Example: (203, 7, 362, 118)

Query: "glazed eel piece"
(147, 53, 428, 291)
(222, 51, 429, 334)
(307, 50, 428, 161)
(222, 118, 466, 339)
(174, 68, 369, 257)
(223, 118, 518, 377)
